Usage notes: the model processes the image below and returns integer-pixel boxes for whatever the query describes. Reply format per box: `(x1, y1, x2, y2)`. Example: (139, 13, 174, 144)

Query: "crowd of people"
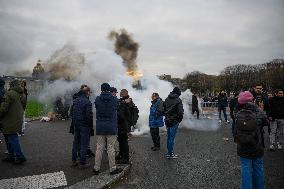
(69, 83, 184, 175)
(1, 77, 283, 188)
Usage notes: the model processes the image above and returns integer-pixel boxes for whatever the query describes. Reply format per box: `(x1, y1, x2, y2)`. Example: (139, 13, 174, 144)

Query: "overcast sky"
(0, 0, 284, 77)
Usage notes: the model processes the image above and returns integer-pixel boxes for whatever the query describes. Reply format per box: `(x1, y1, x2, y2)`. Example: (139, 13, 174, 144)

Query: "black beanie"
(172, 87, 181, 96)
(101, 83, 111, 92)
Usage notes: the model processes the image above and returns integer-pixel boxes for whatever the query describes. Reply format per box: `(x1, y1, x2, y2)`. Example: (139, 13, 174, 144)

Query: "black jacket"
(269, 96, 284, 120)
(218, 94, 228, 108)
(229, 98, 238, 121)
(72, 92, 93, 128)
(118, 98, 131, 134)
(192, 95, 198, 110)
(164, 92, 184, 127)
(234, 103, 268, 159)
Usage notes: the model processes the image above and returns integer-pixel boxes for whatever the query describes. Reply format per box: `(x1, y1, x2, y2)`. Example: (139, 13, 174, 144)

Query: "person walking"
(0, 80, 27, 164)
(116, 89, 132, 164)
(218, 91, 229, 123)
(149, 93, 164, 151)
(192, 93, 199, 119)
(268, 89, 284, 151)
(164, 87, 184, 159)
(234, 91, 268, 189)
(93, 83, 122, 175)
(71, 86, 93, 169)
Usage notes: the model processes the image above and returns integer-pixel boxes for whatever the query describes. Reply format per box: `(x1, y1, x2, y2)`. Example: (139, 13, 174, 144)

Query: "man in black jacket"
(116, 89, 131, 164)
(229, 93, 239, 137)
(269, 89, 284, 150)
(192, 93, 199, 119)
(164, 87, 184, 159)
(71, 86, 93, 168)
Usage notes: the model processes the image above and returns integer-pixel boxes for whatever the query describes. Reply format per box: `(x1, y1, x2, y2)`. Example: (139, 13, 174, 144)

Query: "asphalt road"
(0, 120, 109, 188)
(114, 119, 284, 189)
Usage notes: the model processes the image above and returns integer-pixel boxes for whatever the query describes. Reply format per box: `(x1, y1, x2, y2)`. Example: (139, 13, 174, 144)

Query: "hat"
(101, 83, 110, 92)
(172, 87, 181, 96)
(110, 87, 117, 93)
(238, 91, 253, 104)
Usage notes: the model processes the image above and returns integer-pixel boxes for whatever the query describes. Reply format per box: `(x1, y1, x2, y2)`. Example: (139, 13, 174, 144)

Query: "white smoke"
(38, 42, 219, 134)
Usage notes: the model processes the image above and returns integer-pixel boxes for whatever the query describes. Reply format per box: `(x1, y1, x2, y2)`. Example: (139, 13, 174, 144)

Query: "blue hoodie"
(95, 91, 118, 135)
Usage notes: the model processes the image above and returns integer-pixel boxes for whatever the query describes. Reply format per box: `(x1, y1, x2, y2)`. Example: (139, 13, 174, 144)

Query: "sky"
(0, 0, 284, 78)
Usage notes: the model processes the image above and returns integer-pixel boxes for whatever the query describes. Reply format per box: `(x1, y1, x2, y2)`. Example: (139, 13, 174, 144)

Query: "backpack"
(235, 109, 260, 148)
(129, 104, 139, 127)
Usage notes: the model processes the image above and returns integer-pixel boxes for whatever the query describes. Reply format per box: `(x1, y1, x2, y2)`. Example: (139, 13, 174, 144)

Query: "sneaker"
(71, 161, 78, 167)
(2, 157, 15, 163)
(277, 143, 282, 150)
(14, 158, 26, 165)
(269, 145, 276, 151)
(110, 168, 123, 175)
(226, 120, 230, 124)
(166, 153, 178, 159)
(219, 120, 222, 123)
(93, 168, 100, 175)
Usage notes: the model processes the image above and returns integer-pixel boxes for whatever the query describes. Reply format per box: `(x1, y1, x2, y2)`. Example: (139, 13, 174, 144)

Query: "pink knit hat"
(238, 91, 253, 104)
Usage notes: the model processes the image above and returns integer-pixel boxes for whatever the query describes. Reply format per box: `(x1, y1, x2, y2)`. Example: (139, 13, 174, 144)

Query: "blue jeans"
(240, 157, 264, 189)
(218, 107, 228, 121)
(72, 126, 91, 165)
(167, 123, 179, 154)
(5, 134, 26, 159)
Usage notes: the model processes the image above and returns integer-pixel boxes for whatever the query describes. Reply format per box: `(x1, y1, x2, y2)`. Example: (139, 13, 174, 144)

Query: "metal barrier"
(201, 102, 218, 108)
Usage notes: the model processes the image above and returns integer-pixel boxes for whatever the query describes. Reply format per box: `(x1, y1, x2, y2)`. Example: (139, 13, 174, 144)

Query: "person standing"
(218, 91, 229, 123)
(71, 86, 93, 169)
(149, 93, 164, 151)
(268, 89, 284, 151)
(116, 89, 131, 164)
(19, 80, 28, 136)
(93, 83, 122, 175)
(192, 93, 199, 119)
(230, 93, 239, 138)
(0, 80, 27, 164)
(164, 87, 184, 159)
(234, 91, 268, 189)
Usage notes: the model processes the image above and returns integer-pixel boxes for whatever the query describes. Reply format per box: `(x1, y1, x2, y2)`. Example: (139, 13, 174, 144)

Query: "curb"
(66, 164, 131, 189)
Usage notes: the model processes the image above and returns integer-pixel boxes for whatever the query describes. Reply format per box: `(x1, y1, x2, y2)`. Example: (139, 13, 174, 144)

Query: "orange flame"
(126, 70, 143, 81)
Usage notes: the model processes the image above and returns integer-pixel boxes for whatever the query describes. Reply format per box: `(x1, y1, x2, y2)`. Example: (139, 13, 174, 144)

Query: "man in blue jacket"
(149, 93, 164, 151)
(93, 83, 123, 175)
(71, 86, 93, 169)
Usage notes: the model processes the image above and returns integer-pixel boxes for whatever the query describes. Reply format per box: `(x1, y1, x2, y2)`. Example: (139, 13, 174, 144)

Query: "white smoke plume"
(38, 41, 219, 134)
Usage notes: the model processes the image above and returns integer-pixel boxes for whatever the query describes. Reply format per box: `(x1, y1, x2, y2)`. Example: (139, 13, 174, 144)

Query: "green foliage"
(25, 100, 53, 118)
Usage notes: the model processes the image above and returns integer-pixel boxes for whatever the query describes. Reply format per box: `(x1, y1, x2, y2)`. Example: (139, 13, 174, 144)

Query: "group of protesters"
(69, 83, 184, 175)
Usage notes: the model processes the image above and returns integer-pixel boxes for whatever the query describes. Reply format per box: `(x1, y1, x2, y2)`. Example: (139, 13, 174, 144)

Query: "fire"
(126, 70, 143, 81)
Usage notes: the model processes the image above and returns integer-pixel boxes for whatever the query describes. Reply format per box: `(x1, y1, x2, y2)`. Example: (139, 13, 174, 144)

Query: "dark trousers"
(5, 134, 26, 159)
(72, 126, 91, 165)
(218, 107, 228, 121)
(117, 133, 129, 161)
(150, 128, 160, 147)
(192, 108, 200, 119)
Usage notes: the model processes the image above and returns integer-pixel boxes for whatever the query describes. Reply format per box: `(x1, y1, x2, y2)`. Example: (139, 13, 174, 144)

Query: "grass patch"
(25, 100, 53, 118)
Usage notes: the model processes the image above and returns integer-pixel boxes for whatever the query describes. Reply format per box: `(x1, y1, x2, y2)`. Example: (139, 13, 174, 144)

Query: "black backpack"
(129, 104, 139, 127)
(235, 109, 260, 148)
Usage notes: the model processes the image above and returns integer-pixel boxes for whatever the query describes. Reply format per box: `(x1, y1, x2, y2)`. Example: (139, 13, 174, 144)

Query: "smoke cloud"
(108, 29, 141, 78)
(44, 44, 85, 81)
